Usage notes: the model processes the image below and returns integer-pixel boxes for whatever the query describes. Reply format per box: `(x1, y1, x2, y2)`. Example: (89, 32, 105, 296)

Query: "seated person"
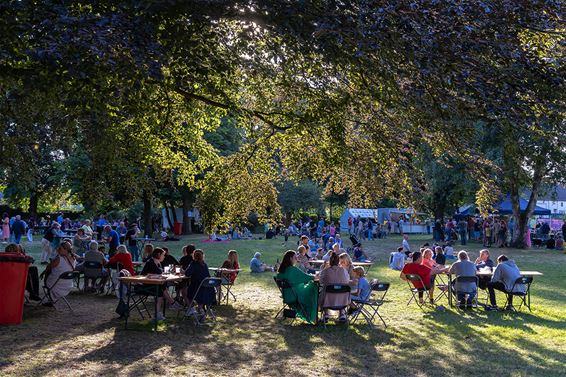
(555, 235, 564, 251)
(108, 244, 135, 275)
(350, 266, 371, 304)
(160, 230, 180, 242)
(140, 248, 183, 321)
(5, 244, 40, 301)
(179, 244, 196, 271)
(314, 247, 325, 260)
(546, 235, 556, 249)
(353, 245, 370, 262)
(400, 251, 431, 305)
(338, 252, 355, 282)
(296, 246, 313, 273)
(42, 242, 76, 306)
(486, 255, 525, 311)
(142, 243, 154, 262)
(434, 246, 446, 266)
(220, 250, 240, 284)
(82, 241, 109, 292)
(444, 241, 456, 259)
(161, 247, 179, 268)
(475, 248, 495, 289)
(72, 228, 90, 255)
(389, 247, 405, 271)
(275, 250, 318, 323)
(250, 252, 273, 272)
(185, 249, 216, 317)
(322, 243, 340, 262)
(449, 251, 477, 307)
(319, 253, 351, 323)
(421, 248, 441, 303)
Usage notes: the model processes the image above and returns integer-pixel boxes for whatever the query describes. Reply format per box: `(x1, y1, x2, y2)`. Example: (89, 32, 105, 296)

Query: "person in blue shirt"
(349, 266, 372, 315)
(250, 252, 273, 272)
(11, 215, 27, 245)
(104, 225, 120, 257)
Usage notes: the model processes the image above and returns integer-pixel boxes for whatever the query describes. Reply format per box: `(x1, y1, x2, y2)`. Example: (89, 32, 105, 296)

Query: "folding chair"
(185, 277, 222, 325)
(129, 285, 153, 320)
(215, 269, 237, 305)
(453, 276, 479, 309)
(320, 284, 351, 327)
(504, 276, 533, 312)
(434, 274, 450, 304)
(273, 277, 306, 321)
(39, 271, 80, 312)
(404, 274, 432, 310)
(350, 281, 390, 328)
(83, 261, 105, 293)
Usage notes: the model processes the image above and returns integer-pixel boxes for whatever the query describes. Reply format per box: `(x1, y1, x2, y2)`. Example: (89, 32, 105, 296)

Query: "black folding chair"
(129, 285, 154, 320)
(83, 261, 105, 293)
(39, 271, 80, 312)
(504, 276, 533, 311)
(404, 274, 432, 310)
(216, 269, 238, 305)
(350, 281, 389, 328)
(320, 284, 351, 327)
(273, 277, 306, 321)
(185, 277, 222, 325)
(452, 276, 479, 309)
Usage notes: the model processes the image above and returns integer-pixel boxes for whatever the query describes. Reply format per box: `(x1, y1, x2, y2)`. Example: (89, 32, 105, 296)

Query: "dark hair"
(329, 252, 340, 267)
(497, 254, 508, 263)
(185, 244, 196, 255)
(152, 247, 164, 259)
(397, 247, 404, 252)
(162, 246, 169, 254)
(5, 243, 19, 253)
(278, 250, 296, 273)
(412, 251, 422, 262)
(193, 249, 204, 264)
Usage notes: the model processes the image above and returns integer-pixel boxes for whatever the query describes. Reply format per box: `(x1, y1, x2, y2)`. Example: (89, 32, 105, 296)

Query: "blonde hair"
(353, 266, 366, 277)
(338, 252, 352, 266)
(117, 245, 128, 254)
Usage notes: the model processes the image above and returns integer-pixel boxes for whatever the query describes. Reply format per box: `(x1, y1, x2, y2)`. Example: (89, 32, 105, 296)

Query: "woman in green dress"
(276, 250, 319, 324)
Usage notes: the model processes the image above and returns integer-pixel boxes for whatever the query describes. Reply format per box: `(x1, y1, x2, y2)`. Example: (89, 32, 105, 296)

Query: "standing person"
(104, 225, 120, 257)
(367, 219, 373, 241)
(498, 220, 508, 248)
(398, 216, 405, 235)
(433, 219, 442, 242)
(425, 219, 431, 236)
(11, 215, 26, 245)
(402, 234, 411, 257)
(2, 213, 10, 243)
(125, 224, 140, 261)
(116, 221, 128, 243)
(96, 215, 107, 240)
(40, 222, 59, 264)
(486, 255, 525, 311)
(458, 218, 467, 245)
(483, 218, 492, 247)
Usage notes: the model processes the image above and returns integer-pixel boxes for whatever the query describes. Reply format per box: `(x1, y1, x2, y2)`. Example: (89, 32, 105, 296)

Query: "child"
(444, 241, 455, 260)
(349, 267, 371, 313)
(434, 246, 446, 266)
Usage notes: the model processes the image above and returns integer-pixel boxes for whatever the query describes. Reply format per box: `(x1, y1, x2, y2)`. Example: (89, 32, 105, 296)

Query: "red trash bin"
(0, 253, 33, 325)
(173, 222, 183, 236)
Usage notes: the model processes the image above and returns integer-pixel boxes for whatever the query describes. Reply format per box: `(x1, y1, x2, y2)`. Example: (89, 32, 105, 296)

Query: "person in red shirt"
(400, 251, 431, 304)
(108, 245, 135, 275)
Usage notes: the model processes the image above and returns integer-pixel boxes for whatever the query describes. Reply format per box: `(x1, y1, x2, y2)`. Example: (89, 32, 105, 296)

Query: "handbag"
(115, 299, 129, 317)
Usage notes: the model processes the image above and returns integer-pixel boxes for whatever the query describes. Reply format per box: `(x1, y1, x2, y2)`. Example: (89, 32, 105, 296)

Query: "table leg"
(125, 283, 132, 330)
(448, 273, 453, 307)
(154, 285, 159, 332)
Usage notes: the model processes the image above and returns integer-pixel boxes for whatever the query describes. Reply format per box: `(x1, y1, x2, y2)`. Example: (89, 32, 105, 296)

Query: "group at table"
(399, 247, 542, 310)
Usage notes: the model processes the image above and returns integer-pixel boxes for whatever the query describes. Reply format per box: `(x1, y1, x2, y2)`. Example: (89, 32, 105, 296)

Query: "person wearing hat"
(250, 252, 273, 273)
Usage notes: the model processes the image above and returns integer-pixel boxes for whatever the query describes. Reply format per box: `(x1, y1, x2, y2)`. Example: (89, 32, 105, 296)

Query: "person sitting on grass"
(185, 249, 216, 319)
(389, 247, 406, 271)
(486, 255, 525, 311)
(319, 253, 351, 323)
(275, 250, 319, 324)
(140, 248, 183, 321)
(444, 241, 456, 260)
(250, 252, 273, 272)
(449, 250, 478, 308)
(353, 245, 370, 262)
(400, 251, 431, 305)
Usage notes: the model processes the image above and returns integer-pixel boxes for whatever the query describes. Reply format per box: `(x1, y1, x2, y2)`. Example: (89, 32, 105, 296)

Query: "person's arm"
(491, 265, 501, 282)
(400, 270, 407, 281)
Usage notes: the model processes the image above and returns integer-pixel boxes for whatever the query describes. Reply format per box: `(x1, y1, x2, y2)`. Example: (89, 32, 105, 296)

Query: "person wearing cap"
(250, 252, 273, 273)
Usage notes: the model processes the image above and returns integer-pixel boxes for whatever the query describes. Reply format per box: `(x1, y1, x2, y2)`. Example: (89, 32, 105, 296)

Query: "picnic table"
(119, 274, 187, 331)
(209, 267, 242, 304)
(442, 269, 543, 307)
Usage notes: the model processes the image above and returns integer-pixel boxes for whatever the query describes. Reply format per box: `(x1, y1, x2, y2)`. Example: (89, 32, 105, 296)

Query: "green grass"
(0, 234, 565, 376)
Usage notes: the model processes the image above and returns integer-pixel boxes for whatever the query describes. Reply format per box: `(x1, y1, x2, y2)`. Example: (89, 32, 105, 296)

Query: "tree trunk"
(170, 201, 178, 223)
(182, 194, 192, 234)
(433, 204, 445, 221)
(143, 190, 153, 237)
(510, 163, 544, 248)
(163, 199, 174, 230)
(28, 191, 39, 219)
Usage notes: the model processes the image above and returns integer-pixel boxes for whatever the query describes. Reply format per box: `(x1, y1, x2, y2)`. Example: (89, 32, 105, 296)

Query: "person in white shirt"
(444, 241, 455, 260)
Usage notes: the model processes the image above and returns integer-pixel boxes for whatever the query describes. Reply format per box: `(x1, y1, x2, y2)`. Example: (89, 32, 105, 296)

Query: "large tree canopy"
(0, 1, 564, 235)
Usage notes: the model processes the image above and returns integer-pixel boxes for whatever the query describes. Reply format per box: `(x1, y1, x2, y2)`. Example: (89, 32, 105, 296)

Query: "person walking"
(11, 215, 27, 245)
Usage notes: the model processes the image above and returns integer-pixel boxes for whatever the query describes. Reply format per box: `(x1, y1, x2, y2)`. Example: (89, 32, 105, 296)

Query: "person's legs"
(487, 281, 507, 306)
(14, 233, 22, 245)
(40, 239, 50, 263)
(26, 266, 41, 300)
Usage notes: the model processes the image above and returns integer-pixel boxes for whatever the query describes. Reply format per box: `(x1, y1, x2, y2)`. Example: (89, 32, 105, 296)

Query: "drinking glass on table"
(175, 266, 181, 274)
(164, 266, 170, 274)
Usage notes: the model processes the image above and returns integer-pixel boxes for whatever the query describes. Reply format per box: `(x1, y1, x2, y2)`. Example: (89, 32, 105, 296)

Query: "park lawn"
(0, 234, 565, 377)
